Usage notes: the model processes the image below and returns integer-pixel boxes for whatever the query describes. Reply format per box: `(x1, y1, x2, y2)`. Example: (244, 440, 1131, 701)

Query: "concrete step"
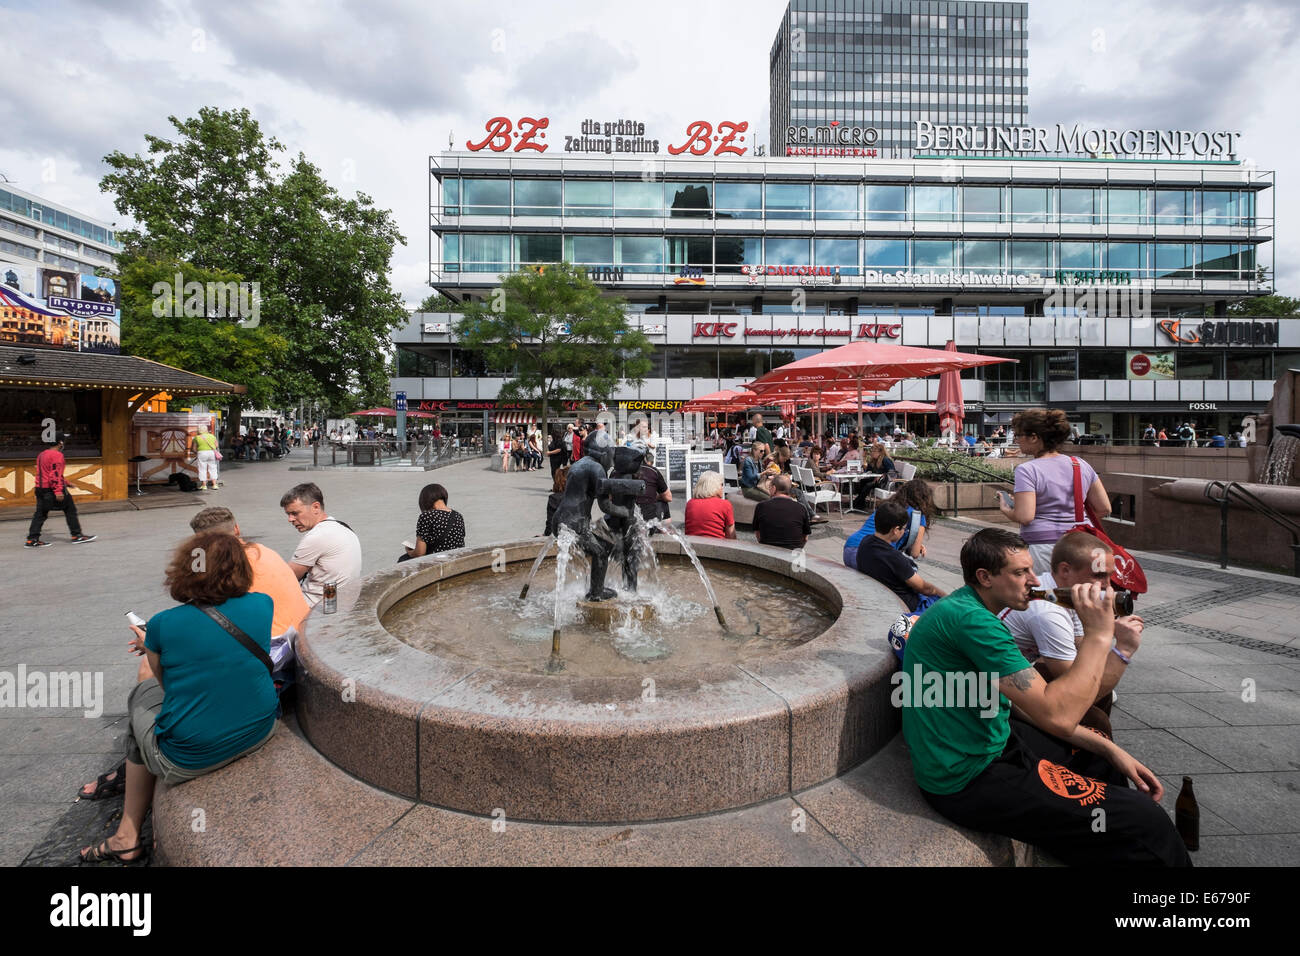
(152, 715, 1021, 866)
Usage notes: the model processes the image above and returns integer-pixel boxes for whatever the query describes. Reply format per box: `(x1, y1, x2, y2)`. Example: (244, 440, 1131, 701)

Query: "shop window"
(667, 182, 712, 218)
(1077, 350, 1127, 380)
(715, 182, 762, 220)
(665, 347, 718, 378)
(0, 388, 101, 460)
(1225, 351, 1270, 380)
(765, 182, 812, 220)
(513, 180, 561, 217)
(1176, 350, 1223, 380)
(564, 180, 613, 217)
(719, 349, 771, 378)
(461, 179, 510, 216)
(615, 181, 664, 218)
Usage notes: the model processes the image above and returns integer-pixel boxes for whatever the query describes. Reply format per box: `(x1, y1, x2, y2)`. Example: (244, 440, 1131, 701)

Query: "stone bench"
(725, 491, 758, 526)
(151, 718, 1023, 866)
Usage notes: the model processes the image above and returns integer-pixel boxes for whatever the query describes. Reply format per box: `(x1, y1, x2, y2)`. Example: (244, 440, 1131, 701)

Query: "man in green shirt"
(900, 528, 1189, 866)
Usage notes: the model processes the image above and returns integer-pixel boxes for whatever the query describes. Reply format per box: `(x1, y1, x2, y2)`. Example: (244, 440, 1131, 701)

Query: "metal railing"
(1203, 480, 1300, 576)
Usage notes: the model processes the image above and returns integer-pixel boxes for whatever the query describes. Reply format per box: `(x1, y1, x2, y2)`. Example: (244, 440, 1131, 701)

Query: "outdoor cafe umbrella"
(876, 400, 936, 434)
(934, 340, 966, 441)
(680, 388, 758, 414)
(749, 341, 1013, 440)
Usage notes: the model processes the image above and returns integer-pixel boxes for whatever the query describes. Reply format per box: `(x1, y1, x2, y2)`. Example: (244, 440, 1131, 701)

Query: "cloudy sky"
(1, 0, 1296, 299)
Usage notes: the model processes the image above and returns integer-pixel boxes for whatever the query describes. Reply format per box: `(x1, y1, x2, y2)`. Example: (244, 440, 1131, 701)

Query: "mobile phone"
(997, 491, 1014, 509)
(402, 540, 416, 551)
(125, 611, 146, 628)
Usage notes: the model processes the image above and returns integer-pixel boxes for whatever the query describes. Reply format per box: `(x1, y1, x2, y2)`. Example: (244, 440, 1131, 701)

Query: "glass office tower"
(770, 0, 1029, 157)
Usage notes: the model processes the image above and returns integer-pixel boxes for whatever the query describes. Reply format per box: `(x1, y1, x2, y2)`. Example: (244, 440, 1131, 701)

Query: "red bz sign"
(466, 116, 550, 153)
(694, 322, 738, 338)
(669, 121, 749, 157)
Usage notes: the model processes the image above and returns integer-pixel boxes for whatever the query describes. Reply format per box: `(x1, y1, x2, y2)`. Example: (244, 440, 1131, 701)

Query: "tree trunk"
(225, 398, 244, 448)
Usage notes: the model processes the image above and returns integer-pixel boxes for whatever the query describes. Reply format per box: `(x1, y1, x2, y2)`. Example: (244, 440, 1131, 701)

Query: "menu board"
(667, 445, 689, 485)
(685, 454, 723, 500)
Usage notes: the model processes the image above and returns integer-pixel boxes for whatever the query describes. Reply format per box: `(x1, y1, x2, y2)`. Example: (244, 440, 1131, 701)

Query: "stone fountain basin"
(295, 537, 902, 824)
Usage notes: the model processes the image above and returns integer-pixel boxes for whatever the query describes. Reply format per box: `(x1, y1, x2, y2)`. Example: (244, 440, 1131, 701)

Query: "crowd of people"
(73, 476, 476, 865)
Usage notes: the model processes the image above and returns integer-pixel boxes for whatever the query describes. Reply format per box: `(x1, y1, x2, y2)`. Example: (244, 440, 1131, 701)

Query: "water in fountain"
(648, 519, 735, 634)
(518, 535, 553, 600)
(548, 526, 578, 673)
(1262, 434, 1300, 485)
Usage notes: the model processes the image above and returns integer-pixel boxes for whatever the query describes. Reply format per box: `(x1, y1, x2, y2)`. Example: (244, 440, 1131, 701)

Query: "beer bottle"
(323, 582, 338, 615)
(1029, 587, 1134, 617)
(1175, 776, 1199, 851)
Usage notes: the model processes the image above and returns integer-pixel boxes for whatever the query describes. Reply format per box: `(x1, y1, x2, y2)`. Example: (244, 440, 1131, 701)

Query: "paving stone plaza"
(4, 447, 1296, 867)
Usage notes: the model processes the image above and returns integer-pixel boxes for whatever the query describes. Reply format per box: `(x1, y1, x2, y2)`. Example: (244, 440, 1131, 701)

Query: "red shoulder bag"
(1068, 457, 1147, 593)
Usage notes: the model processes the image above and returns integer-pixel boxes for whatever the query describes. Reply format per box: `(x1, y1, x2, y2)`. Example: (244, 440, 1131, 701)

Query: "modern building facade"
(0, 184, 121, 353)
(394, 150, 1279, 443)
(769, 0, 1028, 158)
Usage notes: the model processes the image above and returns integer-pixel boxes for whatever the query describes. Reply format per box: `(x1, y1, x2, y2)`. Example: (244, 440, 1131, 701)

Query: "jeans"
(28, 488, 83, 539)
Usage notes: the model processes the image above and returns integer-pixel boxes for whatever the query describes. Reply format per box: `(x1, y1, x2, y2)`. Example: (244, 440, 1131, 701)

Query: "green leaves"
(452, 263, 656, 425)
(102, 107, 406, 414)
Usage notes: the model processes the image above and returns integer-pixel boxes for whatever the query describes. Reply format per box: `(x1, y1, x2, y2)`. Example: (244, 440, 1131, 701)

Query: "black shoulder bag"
(196, 604, 274, 675)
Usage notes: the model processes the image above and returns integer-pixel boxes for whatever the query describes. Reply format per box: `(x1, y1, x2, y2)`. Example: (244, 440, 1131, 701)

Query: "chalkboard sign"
(685, 454, 724, 500)
(653, 441, 669, 472)
(667, 445, 689, 485)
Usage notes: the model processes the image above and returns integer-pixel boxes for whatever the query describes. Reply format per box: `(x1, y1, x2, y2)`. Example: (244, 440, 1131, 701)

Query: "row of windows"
(0, 216, 38, 240)
(0, 238, 39, 260)
(397, 345, 1293, 385)
(792, 10, 1026, 32)
(442, 179, 1259, 227)
(439, 235, 1258, 279)
(0, 190, 118, 248)
(792, 74, 1027, 90)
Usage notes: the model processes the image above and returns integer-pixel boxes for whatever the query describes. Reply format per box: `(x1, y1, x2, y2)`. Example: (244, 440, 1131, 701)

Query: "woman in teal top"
(78, 530, 278, 864)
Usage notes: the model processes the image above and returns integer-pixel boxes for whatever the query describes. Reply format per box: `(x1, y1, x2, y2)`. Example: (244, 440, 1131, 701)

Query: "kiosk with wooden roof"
(0, 345, 243, 507)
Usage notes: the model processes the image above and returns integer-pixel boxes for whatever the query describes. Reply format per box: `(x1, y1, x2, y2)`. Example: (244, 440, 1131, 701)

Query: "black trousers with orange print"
(923, 719, 1192, 866)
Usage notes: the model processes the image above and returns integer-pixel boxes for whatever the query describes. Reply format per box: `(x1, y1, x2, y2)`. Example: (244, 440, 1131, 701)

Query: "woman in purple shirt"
(998, 408, 1112, 573)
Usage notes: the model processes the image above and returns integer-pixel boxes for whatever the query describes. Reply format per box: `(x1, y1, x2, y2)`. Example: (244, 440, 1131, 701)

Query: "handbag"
(195, 604, 274, 675)
(1068, 457, 1147, 594)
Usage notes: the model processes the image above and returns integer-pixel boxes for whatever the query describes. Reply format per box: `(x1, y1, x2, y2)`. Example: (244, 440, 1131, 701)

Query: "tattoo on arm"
(1007, 667, 1036, 691)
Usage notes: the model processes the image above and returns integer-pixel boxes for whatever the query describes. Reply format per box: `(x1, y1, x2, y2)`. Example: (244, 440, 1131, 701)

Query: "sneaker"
(70, 534, 97, 544)
(26, 539, 51, 548)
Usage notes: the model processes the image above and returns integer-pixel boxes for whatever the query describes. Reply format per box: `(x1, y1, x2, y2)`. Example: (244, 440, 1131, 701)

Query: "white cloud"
(0, 0, 1295, 297)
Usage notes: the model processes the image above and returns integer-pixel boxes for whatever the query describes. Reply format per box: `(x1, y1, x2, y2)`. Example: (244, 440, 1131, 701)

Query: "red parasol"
(750, 341, 1012, 438)
(934, 340, 966, 440)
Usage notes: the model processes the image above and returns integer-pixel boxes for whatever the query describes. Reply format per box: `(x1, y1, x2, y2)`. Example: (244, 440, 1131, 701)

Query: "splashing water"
(1262, 434, 1300, 485)
(519, 536, 553, 600)
(548, 526, 579, 672)
(648, 520, 732, 632)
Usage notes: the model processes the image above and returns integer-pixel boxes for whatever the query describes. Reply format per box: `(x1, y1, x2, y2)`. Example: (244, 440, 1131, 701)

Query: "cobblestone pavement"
(4, 450, 1296, 865)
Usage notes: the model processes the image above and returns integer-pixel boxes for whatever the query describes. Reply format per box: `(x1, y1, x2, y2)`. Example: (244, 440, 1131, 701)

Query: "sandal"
(79, 840, 149, 866)
(79, 760, 126, 801)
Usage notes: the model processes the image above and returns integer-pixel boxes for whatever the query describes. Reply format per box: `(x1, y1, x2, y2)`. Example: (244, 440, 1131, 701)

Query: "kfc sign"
(693, 322, 738, 338)
(857, 323, 902, 340)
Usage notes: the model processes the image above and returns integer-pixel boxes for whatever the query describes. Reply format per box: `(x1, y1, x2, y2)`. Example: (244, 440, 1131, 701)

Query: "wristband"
(1111, 646, 1132, 664)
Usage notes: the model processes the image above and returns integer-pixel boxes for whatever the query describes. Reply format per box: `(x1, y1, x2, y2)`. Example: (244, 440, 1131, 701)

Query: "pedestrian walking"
(26, 434, 96, 547)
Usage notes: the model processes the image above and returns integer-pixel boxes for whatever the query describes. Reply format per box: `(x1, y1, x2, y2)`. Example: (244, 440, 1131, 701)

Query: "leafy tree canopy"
(101, 106, 407, 423)
(453, 264, 654, 428)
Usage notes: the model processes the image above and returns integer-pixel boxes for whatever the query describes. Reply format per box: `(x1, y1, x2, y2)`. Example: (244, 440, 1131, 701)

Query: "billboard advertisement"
(0, 262, 120, 353)
(1126, 350, 1176, 380)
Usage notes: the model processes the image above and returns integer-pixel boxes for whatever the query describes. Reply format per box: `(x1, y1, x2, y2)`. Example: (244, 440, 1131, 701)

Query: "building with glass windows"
(769, 0, 1028, 157)
(392, 150, 1284, 444)
(0, 184, 120, 276)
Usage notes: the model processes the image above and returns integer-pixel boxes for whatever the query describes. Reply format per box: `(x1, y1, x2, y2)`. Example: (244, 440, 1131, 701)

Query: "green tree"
(417, 292, 460, 312)
(454, 264, 654, 430)
(117, 257, 290, 408)
(1228, 294, 1299, 316)
(101, 106, 407, 437)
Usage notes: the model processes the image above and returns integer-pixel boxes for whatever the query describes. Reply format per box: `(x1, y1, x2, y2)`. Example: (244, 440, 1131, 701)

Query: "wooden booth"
(0, 345, 241, 507)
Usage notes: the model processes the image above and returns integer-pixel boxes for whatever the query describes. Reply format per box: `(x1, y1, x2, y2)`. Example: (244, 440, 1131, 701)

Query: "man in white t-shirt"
(1000, 532, 1143, 736)
(281, 482, 363, 607)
